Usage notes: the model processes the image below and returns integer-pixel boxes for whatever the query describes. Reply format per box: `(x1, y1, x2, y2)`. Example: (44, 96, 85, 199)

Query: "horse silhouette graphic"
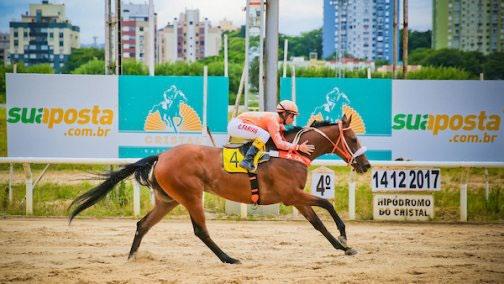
(144, 85, 202, 133)
(309, 87, 366, 134)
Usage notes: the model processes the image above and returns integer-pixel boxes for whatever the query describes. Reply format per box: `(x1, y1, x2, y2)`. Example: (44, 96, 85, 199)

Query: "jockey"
(227, 100, 315, 171)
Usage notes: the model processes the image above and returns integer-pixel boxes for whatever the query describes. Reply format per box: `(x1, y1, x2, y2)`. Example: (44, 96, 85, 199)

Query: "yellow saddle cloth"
(222, 137, 268, 173)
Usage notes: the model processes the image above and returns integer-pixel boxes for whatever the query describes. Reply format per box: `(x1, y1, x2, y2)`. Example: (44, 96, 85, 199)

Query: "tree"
(280, 28, 322, 60)
(399, 29, 432, 59)
(24, 63, 54, 74)
(409, 48, 432, 65)
(122, 59, 148, 75)
(483, 52, 504, 79)
(72, 59, 105, 74)
(63, 48, 104, 73)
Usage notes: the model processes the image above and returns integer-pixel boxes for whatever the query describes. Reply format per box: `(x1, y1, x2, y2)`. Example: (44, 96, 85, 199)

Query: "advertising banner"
(281, 78, 504, 162)
(392, 80, 504, 161)
(6, 74, 118, 158)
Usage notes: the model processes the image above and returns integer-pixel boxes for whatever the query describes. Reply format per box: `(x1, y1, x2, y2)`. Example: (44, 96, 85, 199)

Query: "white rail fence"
(1, 157, 503, 221)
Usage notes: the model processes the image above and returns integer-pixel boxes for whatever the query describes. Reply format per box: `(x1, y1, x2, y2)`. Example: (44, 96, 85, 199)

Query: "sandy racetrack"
(1, 218, 503, 283)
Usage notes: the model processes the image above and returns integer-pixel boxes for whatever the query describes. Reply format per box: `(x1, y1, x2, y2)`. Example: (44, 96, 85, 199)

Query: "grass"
(0, 108, 5, 157)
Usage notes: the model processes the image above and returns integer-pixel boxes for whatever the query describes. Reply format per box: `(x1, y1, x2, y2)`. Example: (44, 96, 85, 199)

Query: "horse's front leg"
(286, 190, 356, 254)
(288, 190, 347, 238)
(294, 205, 357, 256)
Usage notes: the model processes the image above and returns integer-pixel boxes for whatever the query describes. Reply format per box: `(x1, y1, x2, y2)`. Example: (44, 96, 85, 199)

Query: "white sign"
(310, 166, 335, 199)
(373, 194, 434, 221)
(371, 169, 441, 191)
(6, 74, 119, 158)
(392, 80, 504, 162)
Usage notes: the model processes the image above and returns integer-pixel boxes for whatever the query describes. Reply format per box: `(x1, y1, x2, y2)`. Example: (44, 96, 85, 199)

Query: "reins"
(292, 121, 367, 166)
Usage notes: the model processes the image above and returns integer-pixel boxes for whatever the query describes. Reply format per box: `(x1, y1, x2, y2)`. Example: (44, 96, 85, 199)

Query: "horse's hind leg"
(185, 198, 241, 264)
(128, 197, 179, 259)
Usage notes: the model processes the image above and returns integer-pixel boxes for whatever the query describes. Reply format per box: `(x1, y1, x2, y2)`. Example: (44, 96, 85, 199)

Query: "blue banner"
(119, 75, 228, 133)
(118, 75, 229, 158)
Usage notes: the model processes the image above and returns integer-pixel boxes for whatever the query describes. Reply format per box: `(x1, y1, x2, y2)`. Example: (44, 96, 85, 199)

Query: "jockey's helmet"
(276, 100, 299, 115)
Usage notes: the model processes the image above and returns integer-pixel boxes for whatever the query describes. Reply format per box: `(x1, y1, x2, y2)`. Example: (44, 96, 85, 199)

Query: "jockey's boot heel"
(240, 138, 265, 172)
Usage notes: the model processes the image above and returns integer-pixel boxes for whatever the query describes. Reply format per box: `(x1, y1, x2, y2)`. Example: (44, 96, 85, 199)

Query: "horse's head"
(335, 114, 371, 173)
(304, 115, 370, 173)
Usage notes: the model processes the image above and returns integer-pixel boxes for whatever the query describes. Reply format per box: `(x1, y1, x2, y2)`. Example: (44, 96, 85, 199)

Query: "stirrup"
(240, 160, 255, 172)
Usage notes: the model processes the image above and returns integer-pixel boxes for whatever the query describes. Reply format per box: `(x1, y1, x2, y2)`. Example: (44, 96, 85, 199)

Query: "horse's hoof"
(224, 258, 241, 264)
(345, 248, 358, 256)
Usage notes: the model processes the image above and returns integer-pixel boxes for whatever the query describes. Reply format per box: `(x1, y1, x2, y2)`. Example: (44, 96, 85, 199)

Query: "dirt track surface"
(0, 218, 503, 283)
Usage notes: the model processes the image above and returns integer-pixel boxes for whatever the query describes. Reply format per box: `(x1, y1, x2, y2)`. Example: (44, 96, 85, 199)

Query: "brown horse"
(69, 114, 370, 264)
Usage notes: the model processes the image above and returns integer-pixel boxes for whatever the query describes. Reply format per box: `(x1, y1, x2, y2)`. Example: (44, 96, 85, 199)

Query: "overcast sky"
(0, 0, 432, 44)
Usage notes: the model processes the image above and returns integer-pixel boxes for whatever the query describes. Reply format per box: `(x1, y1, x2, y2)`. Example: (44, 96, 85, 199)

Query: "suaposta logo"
(7, 105, 114, 128)
(393, 111, 501, 135)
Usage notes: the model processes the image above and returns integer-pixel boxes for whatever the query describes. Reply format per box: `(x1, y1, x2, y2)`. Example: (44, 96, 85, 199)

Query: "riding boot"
(240, 138, 265, 172)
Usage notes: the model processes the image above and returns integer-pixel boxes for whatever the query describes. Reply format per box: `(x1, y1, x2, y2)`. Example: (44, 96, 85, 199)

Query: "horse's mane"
(284, 120, 338, 136)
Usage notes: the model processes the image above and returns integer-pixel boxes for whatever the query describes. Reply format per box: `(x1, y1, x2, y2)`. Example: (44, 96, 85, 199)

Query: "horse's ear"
(342, 114, 352, 127)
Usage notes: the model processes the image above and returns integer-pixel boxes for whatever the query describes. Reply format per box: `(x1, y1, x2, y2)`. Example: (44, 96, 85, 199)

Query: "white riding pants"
(227, 118, 271, 142)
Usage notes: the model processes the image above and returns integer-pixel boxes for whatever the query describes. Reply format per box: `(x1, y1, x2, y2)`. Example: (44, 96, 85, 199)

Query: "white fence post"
(224, 34, 228, 77)
(240, 203, 247, 219)
(348, 171, 356, 220)
(484, 168, 489, 201)
(23, 163, 33, 215)
(8, 163, 13, 204)
(460, 168, 469, 222)
(132, 179, 141, 217)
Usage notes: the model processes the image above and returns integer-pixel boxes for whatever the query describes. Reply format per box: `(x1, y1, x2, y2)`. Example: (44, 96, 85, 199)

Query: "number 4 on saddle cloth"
(223, 137, 311, 205)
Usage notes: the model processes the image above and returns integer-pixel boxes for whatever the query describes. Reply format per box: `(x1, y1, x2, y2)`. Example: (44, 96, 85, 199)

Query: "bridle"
(292, 121, 367, 166)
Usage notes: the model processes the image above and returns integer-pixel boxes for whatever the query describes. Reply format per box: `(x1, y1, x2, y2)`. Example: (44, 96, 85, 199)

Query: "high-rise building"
(433, 0, 504, 54)
(8, 0, 79, 72)
(0, 32, 9, 64)
(323, 0, 396, 62)
(158, 9, 222, 63)
(121, 2, 156, 64)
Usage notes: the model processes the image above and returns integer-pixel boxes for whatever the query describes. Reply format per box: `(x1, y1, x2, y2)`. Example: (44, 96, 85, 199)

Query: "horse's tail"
(68, 155, 159, 224)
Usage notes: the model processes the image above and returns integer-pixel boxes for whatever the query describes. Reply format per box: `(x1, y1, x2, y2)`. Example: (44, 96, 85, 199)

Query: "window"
(139, 27, 144, 31)
(59, 41, 64, 47)
(14, 31, 18, 37)
(14, 40, 18, 47)
(59, 32, 63, 38)
(23, 32, 28, 37)
(49, 32, 53, 38)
